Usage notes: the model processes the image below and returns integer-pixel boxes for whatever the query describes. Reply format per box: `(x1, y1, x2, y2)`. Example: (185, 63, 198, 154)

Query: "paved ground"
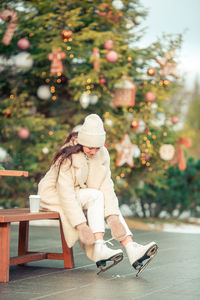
(0, 224, 200, 300)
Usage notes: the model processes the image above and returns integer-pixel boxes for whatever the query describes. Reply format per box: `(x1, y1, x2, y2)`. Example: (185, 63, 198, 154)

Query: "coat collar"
(71, 149, 107, 189)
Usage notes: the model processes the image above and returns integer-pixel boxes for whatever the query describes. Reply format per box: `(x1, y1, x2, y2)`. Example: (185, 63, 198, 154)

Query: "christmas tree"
(0, 0, 182, 208)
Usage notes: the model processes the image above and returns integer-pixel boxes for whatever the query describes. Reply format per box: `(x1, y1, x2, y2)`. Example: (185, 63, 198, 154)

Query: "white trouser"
(77, 188, 132, 237)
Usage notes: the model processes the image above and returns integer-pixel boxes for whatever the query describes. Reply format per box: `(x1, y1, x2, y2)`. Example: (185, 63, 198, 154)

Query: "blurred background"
(0, 0, 199, 224)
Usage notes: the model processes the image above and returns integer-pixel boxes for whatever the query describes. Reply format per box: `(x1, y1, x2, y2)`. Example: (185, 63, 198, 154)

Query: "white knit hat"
(77, 114, 106, 147)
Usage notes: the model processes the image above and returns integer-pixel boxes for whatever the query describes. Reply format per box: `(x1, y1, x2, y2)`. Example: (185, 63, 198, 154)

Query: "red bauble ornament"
(147, 67, 156, 76)
(18, 128, 30, 139)
(103, 39, 114, 50)
(145, 91, 156, 102)
(17, 38, 30, 50)
(61, 30, 72, 39)
(171, 116, 179, 124)
(106, 50, 118, 63)
(100, 77, 107, 84)
(131, 120, 139, 130)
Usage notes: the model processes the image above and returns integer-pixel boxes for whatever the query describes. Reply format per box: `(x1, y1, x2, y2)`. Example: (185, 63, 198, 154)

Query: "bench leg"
(59, 220, 74, 269)
(18, 221, 29, 266)
(0, 222, 11, 282)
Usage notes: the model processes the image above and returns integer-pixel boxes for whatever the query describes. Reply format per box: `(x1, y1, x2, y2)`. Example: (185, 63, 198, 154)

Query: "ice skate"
(93, 240, 123, 275)
(126, 241, 158, 277)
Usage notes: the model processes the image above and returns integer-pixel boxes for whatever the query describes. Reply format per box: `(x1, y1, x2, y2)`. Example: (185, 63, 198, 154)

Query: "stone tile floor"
(0, 224, 199, 300)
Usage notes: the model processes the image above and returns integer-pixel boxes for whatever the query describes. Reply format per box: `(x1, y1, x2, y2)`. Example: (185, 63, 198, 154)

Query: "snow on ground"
(162, 223, 200, 234)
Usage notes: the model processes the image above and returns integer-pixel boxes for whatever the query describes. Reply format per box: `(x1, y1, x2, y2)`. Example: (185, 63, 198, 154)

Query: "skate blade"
(136, 246, 158, 278)
(97, 253, 123, 275)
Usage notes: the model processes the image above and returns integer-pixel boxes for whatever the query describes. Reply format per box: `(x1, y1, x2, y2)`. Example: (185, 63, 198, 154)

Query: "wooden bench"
(0, 208, 74, 282)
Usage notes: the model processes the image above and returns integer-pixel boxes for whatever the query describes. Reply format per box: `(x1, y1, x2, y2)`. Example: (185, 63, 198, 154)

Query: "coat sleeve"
(99, 148, 120, 218)
(56, 162, 86, 228)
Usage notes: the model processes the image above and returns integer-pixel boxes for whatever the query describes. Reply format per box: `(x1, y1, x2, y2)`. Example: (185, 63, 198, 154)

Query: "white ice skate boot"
(93, 240, 123, 275)
(126, 241, 158, 277)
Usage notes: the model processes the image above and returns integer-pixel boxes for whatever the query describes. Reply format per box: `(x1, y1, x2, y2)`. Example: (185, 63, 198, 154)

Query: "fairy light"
(120, 173, 125, 177)
(67, 46, 71, 50)
(42, 72, 46, 76)
(45, 78, 50, 83)
(70, 54, 74, 58)
(57, 79, 61, 83)
(146, 162, 150, 167)
(49, 131, 54, 136)
(116, 176, 120, 180)
(52, 96, 56, 101)
(152, 135, 156, 139)
(40, 135, 45, 139)
(10, 94, 14, 99)
(163, 132, 167, 136)
(86, 85, 91, 89)
(57, 72, 61, 77)
(159, 81, 163, 86)
(51, 86, 55, 93)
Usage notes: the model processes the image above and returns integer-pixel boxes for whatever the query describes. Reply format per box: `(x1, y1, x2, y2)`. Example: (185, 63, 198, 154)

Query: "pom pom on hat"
(77, 114, 106, 147)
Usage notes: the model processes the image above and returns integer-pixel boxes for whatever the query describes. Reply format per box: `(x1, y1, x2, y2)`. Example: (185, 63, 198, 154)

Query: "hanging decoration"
(113, 77, 136, 107)
(112, 0, 124, 10)
(93, 47, 100, 72)
(14, 52, 33, 70)
(106, 50, 118, 63)
(17, 38, 30, 50)
(18, 128, 30, 139)
(42, 147, 49, 154)
(97, 3, 122, 23)
(90, 94, 99, 105)
(115, 133, 138, 167)
(171, 116, 179, 124)
(80, 92, 90, 109)
(37, 85, 51, 100)
(103, 39, 114, 50)
(159, 144, 175, 161)
(155, 52, 179, 78)
(131, 119, 139, 130)
(61, 29, 72, 40)
(100, 77, 107, 84)
(0, 9, 18, 46)
(137, 120, 146, 133)
(47, 48, 66, 76)
(172, 137, 191, 171)
(145, 91, 156, 102)
(147, 67, 156, 76)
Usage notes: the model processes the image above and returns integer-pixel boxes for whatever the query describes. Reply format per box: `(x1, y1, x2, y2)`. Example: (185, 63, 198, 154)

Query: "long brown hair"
(51, 132, 83, 174)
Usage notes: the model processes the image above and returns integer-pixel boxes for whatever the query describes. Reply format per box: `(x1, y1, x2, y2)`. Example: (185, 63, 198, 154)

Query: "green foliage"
(134, 158, 200, 218)
(0, 0, 183, 207)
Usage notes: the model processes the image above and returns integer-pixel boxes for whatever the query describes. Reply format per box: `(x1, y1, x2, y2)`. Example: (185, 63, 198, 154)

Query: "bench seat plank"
(0, 208, 60, 222)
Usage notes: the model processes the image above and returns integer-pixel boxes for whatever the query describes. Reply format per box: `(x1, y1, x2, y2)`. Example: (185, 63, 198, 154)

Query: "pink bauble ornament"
(106, 50, 118, 63)
(145, 91, 156, 102)
(18, 128, 30, 139)
(103, 39, 114, 50)
(17, 38, 30, 50)
(171, 116, 179, 124)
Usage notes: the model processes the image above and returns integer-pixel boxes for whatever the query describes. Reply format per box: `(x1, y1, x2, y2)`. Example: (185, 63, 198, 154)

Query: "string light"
(49, 131, 54, 136)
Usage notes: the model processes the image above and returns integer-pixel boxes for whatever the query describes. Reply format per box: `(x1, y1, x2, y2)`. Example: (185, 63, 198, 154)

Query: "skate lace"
(104, 238, 114, 246)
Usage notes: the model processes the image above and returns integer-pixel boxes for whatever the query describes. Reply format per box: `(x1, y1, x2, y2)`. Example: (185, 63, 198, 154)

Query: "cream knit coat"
(38, 145, 120, 251)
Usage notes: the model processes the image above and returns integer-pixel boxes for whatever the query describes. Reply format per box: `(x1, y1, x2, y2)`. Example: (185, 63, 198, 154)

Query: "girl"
(38, 114, 158, 275)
